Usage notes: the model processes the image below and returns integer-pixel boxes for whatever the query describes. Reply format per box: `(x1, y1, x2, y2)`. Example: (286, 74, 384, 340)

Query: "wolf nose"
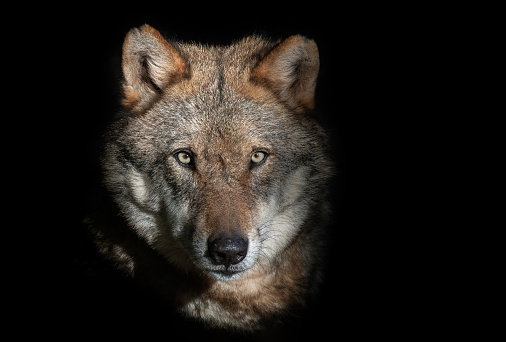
(208, 235, 248, 268)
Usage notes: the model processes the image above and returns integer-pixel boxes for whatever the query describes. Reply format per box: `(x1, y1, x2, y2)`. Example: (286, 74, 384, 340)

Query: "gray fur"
(87, 24, 332, 331)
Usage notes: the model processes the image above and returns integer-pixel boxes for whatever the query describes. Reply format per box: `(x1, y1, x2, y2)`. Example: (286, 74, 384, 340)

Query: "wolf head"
(102, 25, 331, 283)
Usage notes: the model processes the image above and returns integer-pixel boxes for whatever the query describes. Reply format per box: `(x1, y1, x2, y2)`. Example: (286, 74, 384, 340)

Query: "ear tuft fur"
(121, 24, 189, 113)
(251, 35, 319, 113)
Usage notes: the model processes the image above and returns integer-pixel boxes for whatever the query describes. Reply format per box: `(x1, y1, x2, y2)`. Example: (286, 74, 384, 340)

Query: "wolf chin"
(87, 24, 333, 331)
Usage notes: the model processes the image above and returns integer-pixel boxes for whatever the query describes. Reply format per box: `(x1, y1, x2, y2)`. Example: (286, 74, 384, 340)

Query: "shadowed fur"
(86, 24, 332, 332)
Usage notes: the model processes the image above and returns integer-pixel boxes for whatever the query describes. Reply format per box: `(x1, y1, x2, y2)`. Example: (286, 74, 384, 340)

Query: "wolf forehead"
(118, 97, 288, 156)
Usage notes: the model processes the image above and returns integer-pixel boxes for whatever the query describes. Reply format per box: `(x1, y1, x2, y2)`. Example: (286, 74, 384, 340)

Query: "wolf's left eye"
(251, 151, 267, 165)
(175, 151, 193, 167)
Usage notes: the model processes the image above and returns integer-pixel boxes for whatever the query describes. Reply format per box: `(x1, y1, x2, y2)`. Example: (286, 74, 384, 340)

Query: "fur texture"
(87, 24, 332, 331)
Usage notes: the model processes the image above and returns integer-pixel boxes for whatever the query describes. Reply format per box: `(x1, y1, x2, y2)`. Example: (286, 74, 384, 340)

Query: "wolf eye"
(251, 151, 267, 165)
(175, 151, 193, 167)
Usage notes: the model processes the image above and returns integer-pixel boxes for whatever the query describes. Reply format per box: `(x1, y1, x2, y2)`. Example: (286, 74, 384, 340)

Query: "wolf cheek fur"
(88, 24, 333, 331)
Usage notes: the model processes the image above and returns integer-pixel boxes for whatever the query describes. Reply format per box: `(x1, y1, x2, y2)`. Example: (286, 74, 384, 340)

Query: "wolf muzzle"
(207, 234, 248, 269)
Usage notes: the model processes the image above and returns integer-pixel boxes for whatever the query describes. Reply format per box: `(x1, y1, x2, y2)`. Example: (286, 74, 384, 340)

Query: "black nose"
(208, 235, 248, 268)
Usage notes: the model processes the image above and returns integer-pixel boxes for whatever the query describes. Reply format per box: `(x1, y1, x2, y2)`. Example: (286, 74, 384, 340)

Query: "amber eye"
(251, 151, 267, 165)
(175, 151, 192, 166)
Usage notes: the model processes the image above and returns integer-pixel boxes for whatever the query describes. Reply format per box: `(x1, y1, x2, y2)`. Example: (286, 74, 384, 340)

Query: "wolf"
(86, 24, 333, 332)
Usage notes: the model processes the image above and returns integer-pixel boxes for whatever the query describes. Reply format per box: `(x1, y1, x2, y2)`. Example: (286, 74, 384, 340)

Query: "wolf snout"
(208, 234, 248, 268)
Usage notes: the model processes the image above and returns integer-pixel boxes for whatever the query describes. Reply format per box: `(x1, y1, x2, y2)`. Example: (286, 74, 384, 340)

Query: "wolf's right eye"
(175, 151, 193, 167)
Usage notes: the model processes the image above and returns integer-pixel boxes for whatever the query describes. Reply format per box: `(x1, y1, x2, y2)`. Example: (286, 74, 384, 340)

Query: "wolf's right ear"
(121, 25, 189, 113)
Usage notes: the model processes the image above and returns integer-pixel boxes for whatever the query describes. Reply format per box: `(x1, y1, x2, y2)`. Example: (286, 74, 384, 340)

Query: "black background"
(19, 5, 423, 340)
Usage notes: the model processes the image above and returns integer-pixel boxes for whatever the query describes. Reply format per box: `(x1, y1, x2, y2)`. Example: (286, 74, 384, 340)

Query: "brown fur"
(88, 24, 331, 332)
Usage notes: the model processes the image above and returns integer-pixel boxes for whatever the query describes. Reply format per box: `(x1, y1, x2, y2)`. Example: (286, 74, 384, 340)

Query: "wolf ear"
(121, 24, 189, 113)
(251, 35, 319, 113)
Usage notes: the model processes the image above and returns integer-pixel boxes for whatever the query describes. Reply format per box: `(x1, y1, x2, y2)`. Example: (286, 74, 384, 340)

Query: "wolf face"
(96, 25, 332, 329)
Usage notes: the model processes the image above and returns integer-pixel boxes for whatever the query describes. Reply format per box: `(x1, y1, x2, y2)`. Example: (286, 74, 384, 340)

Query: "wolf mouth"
(207, 268, 245, 281)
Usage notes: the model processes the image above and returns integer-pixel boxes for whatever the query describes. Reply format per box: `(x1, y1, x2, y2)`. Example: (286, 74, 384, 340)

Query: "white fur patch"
(255, 166, 311, 263)
(128, 168, 150, 205)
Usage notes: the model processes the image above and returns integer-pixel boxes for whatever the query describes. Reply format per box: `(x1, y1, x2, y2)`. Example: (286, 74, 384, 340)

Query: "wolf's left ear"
(251, 35, 319, 113)
(121, 25, 189, 113)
